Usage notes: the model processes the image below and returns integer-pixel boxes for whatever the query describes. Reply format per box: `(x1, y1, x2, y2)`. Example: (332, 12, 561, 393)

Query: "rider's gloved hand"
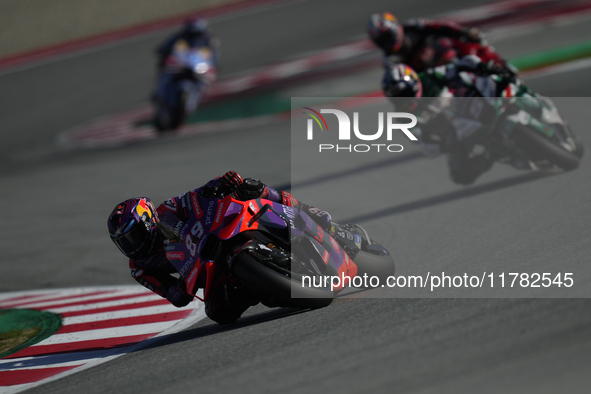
(218, 171, 243, 195)
(475, 60, 516, 82)
(234, 178, 266, 200)
(166, 281, 193, 307)
(478, 60, 502, 75)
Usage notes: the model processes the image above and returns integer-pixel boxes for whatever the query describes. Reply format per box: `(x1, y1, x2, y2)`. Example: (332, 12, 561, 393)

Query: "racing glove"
(166, 281, 193, 307)
(218, 171, 243, 195)
(475, 60, 515, 81)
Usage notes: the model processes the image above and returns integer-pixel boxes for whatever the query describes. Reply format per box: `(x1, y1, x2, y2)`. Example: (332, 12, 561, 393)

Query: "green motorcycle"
(420, 70, 584, 172)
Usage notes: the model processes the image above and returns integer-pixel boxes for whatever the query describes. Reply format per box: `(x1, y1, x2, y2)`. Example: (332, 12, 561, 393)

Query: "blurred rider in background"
(151, 16, 220, 129)
(156, 16, 219, 70)
(382, 56, 518, 184)
(107, 172, 361, 324)
(366, 12, 504, 73)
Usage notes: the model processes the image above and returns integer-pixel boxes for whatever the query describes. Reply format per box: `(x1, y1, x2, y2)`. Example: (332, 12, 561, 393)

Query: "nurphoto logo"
(303, 107, 418, 153)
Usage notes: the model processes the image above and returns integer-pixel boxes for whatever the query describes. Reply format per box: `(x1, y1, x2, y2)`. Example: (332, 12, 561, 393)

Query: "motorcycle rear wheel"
(511, 125, 581, 170)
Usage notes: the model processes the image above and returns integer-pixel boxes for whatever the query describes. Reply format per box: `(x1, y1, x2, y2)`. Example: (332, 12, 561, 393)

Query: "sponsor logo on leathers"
(166, 251, 185, 261)
(214, 202, 224, 224)
(191, 192, 203, 217)
(205, 200, 215, 225)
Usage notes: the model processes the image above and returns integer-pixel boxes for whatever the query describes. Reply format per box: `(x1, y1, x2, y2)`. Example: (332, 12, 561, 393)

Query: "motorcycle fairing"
(164, 193, 358, 298)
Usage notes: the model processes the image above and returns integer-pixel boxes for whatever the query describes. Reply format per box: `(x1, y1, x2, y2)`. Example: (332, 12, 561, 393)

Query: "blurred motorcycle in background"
(416, 64, 583, 182)
(152, 43, 217, 132)
(437, 81, 582, 172)
(383, 55, 583, 184)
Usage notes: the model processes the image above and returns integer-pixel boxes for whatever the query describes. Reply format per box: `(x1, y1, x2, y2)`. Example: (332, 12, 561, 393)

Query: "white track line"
(61, 304, 186, 325)
(0, 292, 69, 307)
(14, 288, 140, 309)
(0, 286, 206, 394)
(32, 321, 182, 345)
(44, 294, 163, 314)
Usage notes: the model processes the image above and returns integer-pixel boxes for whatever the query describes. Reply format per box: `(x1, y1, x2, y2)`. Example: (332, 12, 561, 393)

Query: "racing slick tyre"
(169, 98, 186, 131)
(154, 108, 169, 132)
(231, 251, 333, 310)
(154, 92, 185, 132)
(570, 130, 585, 159)
(164, 92, 185, 131)
(574, 138, 585, 159)
(512, 125, 581, 170)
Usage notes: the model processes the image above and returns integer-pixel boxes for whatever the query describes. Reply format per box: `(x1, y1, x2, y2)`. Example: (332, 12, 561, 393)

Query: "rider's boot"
(279, 191, 366, 257)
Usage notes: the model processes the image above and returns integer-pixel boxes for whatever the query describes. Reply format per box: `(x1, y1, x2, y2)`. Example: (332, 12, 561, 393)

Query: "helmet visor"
(112, 219, 150, 256)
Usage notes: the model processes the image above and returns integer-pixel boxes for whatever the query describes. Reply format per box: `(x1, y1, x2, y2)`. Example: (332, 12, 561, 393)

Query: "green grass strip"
(0, 309, 62, 359)
(509, 39, 591, 71)
(185, 93, 291, 124)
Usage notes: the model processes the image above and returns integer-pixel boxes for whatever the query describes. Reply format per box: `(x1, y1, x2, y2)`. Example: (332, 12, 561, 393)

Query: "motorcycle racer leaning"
(367, 12, 503, 72)
(382, 56, 519, 184)
(107, 172, 360, 324)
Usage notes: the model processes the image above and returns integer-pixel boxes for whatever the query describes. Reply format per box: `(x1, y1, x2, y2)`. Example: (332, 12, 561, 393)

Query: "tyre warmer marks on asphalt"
(55, 0, 591, 151)
(0, 286, 206, 393)
(55, 51, 591, 150)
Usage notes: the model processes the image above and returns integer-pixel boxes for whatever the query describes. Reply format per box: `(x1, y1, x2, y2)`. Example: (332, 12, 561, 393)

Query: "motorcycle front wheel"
(231, 251, 333, 310)
(153, 92, 186, 132)
(511, 125, 581, 170)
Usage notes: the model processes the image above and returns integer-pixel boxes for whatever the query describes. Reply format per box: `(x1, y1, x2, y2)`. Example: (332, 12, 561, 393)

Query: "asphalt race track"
(1, 0, 591, 392)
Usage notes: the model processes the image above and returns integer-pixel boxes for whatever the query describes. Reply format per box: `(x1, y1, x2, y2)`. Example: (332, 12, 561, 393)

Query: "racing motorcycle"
(160, 190, 395, 312)
(153, 44, 217, 132)
(420, 69, 583, 172)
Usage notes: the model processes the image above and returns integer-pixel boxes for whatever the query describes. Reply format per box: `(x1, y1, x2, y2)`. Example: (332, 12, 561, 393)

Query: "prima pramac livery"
(109, 172, 394, 324)
(161, 188, 395, 311)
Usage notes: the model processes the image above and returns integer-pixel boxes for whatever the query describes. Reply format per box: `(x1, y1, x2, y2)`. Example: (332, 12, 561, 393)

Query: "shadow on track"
(0, 308, 315, 369)
(136, 307, 310, 353)
(273, 151, 424, 191)
(343, 170, 558, 223)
